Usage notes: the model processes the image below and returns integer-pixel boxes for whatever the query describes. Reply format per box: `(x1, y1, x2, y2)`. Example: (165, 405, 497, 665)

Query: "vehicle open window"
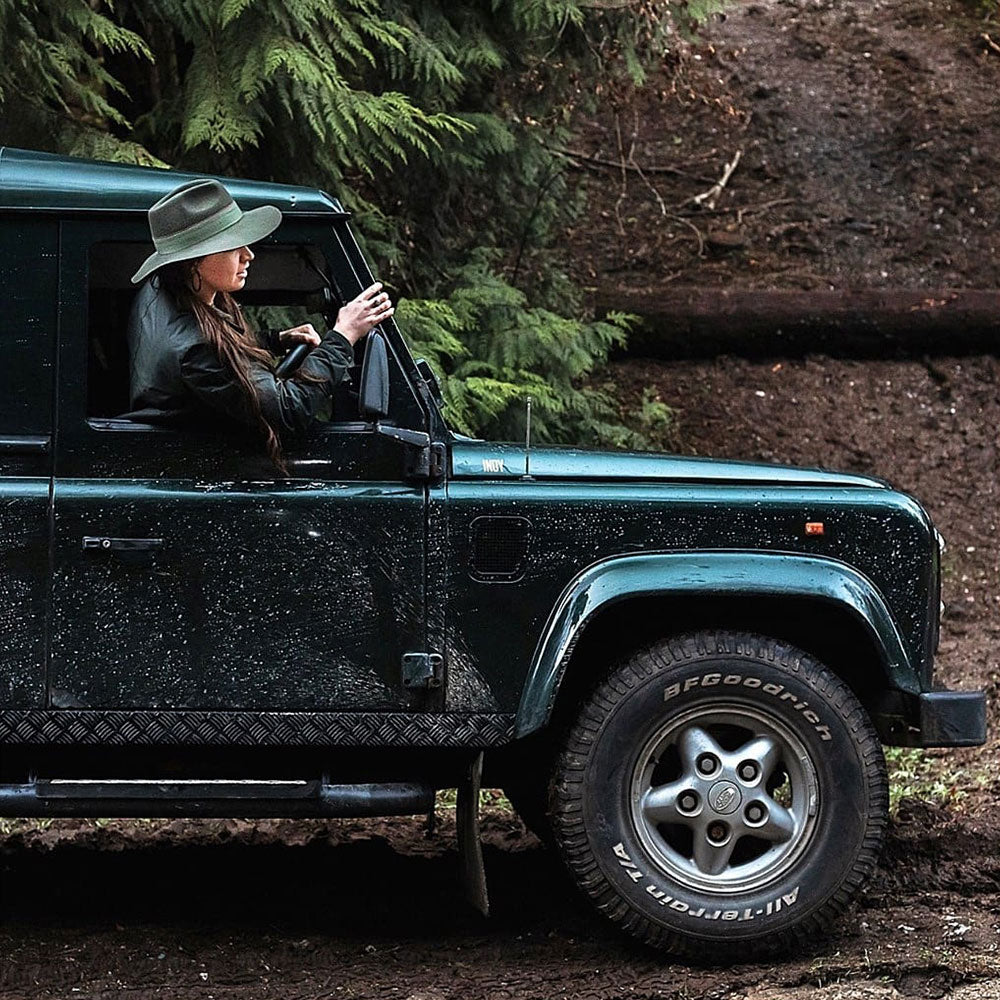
(86, 241, 359, 421)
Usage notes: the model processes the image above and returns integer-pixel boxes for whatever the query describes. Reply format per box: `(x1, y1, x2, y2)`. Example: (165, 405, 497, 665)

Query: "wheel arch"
(514, 552, 916, 741)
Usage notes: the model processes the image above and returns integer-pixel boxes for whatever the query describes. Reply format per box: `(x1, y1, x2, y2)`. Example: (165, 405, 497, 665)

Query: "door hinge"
(405, 442, 446, 482)
(402, 652, 443, 689)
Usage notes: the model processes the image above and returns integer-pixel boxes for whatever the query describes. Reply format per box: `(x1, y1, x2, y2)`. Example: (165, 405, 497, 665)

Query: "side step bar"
(0, 779, 434, 818)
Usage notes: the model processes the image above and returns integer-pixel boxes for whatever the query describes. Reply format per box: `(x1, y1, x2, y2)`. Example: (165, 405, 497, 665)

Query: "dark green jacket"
(126, 278, 354, 435)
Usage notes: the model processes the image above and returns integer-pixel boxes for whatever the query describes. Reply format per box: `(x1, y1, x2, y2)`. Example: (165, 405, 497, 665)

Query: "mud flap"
(456, 750, 489, 917)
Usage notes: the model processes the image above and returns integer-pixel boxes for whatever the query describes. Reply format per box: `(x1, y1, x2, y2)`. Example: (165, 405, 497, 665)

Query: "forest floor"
(3, 0, 1000, 997)
(561, 0, 1000, 293)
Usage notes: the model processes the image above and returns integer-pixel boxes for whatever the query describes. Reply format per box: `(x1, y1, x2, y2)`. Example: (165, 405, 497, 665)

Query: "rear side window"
(0, 215, 57, 436)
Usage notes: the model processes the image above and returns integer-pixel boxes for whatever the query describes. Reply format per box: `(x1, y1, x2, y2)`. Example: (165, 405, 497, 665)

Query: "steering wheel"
(274, 341, 313, 379)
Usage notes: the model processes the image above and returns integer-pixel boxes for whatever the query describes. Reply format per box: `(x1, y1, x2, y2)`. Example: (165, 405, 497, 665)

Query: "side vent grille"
(469, 516, 531, 582)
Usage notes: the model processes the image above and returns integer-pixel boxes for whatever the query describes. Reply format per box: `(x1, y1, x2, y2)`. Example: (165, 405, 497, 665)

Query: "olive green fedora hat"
(131, 178, 281, 284)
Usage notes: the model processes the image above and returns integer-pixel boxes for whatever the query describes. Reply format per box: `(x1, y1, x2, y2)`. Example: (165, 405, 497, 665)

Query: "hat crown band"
(154, 201, 243, 256)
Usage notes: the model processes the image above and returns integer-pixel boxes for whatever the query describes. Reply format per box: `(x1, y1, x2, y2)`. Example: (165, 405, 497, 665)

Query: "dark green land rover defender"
(0, 147, 986, 957)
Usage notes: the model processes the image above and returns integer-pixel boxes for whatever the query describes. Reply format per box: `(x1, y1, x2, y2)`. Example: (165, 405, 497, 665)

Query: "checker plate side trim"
(0, 711, 515, 748)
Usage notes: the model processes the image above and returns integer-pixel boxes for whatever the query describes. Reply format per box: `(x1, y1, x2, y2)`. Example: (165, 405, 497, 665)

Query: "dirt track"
(0, 786, 998, 1000)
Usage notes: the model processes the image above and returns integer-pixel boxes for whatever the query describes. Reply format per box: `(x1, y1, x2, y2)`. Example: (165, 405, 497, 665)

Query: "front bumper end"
(878, 689, 988, 747)
(916, 690, 987, 747)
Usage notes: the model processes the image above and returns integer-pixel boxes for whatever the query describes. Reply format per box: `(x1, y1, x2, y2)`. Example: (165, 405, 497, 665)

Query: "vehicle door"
(47, 218, 430, 713)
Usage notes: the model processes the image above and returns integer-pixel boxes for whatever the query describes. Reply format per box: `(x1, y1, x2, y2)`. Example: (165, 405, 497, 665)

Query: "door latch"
(402, 652, 443, 689)
(82, 537, 163, 552)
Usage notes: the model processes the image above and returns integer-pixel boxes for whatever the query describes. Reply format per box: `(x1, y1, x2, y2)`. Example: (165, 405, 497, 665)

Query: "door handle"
(82, 537, 164, 552)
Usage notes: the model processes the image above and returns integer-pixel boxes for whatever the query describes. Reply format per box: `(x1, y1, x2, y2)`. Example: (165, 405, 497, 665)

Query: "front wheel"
(552, 631, 888, 957)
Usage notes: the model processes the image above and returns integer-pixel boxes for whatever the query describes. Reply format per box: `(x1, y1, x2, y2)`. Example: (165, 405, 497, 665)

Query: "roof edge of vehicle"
(0, 147, 347, 217)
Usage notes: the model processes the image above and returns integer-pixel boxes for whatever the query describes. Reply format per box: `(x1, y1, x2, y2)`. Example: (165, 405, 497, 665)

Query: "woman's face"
(195, 246, 254, 302)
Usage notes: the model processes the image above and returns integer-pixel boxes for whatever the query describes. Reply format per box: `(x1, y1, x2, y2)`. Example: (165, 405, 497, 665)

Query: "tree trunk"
(596, 288, 1000, 359)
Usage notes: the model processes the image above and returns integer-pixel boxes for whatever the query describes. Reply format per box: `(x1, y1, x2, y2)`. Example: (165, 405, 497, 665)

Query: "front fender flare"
(514, 551, 913, 739)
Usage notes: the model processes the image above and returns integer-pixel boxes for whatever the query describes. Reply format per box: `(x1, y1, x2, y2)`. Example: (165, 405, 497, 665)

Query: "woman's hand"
(277, 323, 322, 347)
(334, 282, 394, 345)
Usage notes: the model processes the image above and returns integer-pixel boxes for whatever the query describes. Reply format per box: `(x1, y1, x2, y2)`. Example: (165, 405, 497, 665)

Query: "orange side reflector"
(805, 522, 825, 536)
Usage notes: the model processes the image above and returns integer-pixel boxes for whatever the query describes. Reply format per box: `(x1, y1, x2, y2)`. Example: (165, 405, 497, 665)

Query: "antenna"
(522, 396, 533, 480)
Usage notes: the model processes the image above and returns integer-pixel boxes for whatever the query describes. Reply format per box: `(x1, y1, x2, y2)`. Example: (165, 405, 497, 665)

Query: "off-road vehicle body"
(0, 148, 986, 956)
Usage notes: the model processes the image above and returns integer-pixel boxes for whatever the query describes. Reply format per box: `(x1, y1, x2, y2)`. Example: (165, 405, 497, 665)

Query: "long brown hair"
(157, 260, 286, 470)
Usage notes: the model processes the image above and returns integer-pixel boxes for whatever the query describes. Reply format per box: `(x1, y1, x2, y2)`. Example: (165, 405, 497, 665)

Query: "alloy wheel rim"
(629, 703, 820, 894)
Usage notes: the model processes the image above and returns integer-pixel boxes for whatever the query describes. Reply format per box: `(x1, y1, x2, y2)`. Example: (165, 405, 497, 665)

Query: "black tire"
(500, 734, 559, 844)
(551, 631, 888, 958)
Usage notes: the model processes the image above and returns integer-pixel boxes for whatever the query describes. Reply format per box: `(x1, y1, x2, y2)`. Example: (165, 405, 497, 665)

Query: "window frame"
(58, 216, 432, 478)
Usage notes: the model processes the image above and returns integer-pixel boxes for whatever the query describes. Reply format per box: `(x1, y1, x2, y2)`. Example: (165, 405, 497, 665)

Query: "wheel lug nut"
(696, 753, 718, 776)
(738, 761, 758, 782)
(707, 822, 728, 843)
(678, 791, 698, 813)
(745, 803, 765, 824)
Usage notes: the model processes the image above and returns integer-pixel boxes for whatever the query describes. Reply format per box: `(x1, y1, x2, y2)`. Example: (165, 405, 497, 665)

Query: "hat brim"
(130, 204, 282, 284)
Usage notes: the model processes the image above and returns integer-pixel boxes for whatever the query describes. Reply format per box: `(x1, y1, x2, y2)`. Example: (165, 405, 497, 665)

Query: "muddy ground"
(3, 0, 1000, 996)
(563, 0, 1000, 293)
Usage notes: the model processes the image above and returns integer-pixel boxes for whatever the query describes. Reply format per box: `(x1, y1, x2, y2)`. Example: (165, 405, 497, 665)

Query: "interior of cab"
(86, 241, 363, 422)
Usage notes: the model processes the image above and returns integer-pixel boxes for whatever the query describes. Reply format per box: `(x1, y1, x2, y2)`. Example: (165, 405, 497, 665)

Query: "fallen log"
(597, 288, 1000, 359)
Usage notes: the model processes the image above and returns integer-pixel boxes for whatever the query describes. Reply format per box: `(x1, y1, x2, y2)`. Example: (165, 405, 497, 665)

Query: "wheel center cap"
(709, 780, 742, 815)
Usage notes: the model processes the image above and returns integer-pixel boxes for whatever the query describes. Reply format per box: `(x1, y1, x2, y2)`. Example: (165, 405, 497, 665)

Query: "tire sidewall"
(582, 650, 874, 943)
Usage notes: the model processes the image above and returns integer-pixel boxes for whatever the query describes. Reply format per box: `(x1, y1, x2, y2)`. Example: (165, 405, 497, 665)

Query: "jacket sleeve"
(178, 330, 355, 436)
(260, 328, 281, 354)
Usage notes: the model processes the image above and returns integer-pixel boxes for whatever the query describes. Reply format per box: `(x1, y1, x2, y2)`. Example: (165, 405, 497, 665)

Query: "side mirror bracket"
(361, 332, 444, 481)
(375, 423, 429, 448)
(374, 423, 444, 481)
